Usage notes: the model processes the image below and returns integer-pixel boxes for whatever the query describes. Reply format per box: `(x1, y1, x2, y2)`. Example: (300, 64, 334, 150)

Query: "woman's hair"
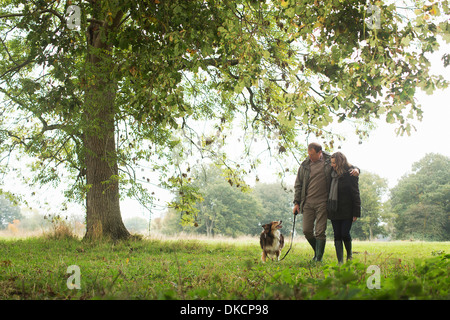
(331, 152, 352, 176)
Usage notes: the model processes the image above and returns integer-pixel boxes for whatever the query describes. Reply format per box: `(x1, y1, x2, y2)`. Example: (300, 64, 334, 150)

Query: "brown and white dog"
(260, 220, 284, 262)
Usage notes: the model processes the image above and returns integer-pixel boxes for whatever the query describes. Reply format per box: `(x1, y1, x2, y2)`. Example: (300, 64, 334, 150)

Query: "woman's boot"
(343, 239, 352, 261)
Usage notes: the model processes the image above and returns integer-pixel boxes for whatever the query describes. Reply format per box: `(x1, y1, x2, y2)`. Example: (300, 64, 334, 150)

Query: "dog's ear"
(262, 224, 270, 238)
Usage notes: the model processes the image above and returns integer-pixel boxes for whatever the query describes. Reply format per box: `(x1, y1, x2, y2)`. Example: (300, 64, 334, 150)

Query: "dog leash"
(278, 211, 297, 261)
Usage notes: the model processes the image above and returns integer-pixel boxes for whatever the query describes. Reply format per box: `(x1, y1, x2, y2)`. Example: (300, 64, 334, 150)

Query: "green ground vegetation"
(0, 237, 448, 300)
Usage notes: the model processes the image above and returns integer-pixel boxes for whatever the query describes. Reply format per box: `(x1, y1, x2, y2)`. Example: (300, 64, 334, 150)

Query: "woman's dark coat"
(327, 170, 361, 220)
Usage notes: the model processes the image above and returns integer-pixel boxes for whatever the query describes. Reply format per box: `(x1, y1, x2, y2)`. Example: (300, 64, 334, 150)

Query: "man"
(293, 143, 359, 262)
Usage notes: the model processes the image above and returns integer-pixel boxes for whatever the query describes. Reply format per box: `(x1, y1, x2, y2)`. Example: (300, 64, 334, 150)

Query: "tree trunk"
(205, 218, 213, 237)
(83, 100, 130, 241)
(83, 20, 130, 241)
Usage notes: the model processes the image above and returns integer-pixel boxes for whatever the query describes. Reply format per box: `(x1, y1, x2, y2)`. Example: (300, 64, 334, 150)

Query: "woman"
(328, 152, 361, 264)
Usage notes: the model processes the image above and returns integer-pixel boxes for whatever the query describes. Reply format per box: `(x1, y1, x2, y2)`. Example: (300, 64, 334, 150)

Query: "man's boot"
(306, 237, 317, 261)
(334, 240, 344, 264)
(315, 239, 326, 262)
(344, 239, 352, 261)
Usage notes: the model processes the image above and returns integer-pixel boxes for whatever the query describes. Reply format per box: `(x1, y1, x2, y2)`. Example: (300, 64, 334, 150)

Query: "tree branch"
(0, 8, 65, 25)
(0, 59, 34, 79)
(202, 57, 239, 68)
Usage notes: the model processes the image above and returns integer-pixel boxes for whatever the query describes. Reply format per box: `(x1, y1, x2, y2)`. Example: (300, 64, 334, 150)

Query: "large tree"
(351, 171, 388, 240)
(0, 1, 448, 240)
(159, 166, 294, 237)
(0, 195, 23, 230)
(391, 153, 450, 240)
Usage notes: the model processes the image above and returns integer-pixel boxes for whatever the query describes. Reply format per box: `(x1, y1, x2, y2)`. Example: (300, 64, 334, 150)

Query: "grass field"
(0, 236, 448, 300)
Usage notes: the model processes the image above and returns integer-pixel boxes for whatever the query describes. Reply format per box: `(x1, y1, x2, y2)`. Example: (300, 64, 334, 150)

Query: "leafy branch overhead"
(0, 0, 448, 236)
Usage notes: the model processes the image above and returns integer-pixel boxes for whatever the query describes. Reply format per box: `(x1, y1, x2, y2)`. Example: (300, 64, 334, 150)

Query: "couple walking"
(293, 142, 361, 264)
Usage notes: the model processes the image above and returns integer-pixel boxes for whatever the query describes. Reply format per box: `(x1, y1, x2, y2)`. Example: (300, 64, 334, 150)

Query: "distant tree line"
(0, 195, 22, 230)
(2, 154, 448, 241)
(158, 166, 295, 238)
(389, 153, 449, 241)
(157, 154, 449, 241)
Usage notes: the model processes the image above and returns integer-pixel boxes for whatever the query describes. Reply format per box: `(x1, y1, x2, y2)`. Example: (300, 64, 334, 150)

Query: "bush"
(43, 214, 77, 240)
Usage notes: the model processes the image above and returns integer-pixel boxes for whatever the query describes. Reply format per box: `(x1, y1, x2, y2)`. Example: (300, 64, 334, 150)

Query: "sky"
(121, 67, 450, 220)
(10, 54, 449, 222)
(11, 79, 448, 221)
(329, 44, 450, 189)
(329, 86, 449, 189)
(4, 33, 449, 223)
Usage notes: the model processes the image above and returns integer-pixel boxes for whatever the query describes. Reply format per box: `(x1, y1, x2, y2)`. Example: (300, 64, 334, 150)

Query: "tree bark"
(205, 218, 213, 237)
(83, 19, 129, 240)
(83, 94, 129, 241)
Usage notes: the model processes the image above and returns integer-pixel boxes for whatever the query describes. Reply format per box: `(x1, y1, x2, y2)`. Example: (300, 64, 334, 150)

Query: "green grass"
(0, 237, 448, 300)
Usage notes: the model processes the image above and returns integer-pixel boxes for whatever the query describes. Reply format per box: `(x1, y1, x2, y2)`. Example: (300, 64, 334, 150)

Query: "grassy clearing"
(0, 237, 448, 300)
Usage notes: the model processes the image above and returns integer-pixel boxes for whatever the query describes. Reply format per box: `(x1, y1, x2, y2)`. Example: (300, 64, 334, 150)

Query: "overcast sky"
(6, 38, 449, 221)
(127, 73, 450, 219)
(69, 47, 450, 219)
(327, 43, 449, 189)
(332, 86, 449, 189)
